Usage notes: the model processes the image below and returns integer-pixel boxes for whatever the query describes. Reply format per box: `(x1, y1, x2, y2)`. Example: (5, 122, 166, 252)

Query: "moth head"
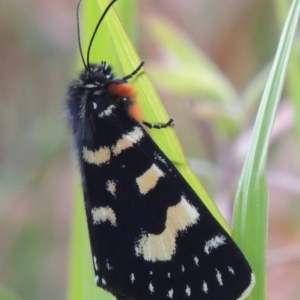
(80, 62, 116, 86)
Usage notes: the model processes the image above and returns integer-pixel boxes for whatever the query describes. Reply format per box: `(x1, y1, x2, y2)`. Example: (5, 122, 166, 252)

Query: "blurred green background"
(0, 0, 300, 299)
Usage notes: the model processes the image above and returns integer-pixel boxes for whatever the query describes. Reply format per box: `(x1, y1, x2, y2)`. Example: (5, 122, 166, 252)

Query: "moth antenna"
(77, 0, 88, 69)
(122, 61, 145, 81)
(86, 0, 118, 68)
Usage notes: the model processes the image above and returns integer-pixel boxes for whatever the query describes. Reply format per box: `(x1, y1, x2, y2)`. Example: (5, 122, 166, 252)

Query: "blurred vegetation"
(1, 0, 300, 300)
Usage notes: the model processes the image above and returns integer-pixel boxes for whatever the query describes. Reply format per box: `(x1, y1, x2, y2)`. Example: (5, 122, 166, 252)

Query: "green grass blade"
(275, 0, 300, 152)
(97, 0, 230, 231)
(114, 0, 138, 44)
(232, 1, 300, 299)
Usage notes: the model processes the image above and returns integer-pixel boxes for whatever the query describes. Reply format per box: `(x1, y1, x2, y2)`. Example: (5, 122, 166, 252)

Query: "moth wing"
(82, 124, 254, 300)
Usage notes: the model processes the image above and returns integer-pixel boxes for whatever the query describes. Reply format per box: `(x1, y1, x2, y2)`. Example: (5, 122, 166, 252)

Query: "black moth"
(66, 1, 255, 299)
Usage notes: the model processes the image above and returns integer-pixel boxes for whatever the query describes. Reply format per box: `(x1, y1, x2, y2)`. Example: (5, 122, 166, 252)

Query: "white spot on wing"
(236, 273, 256, 300)
(135, 196, 200, 262)
(186, 285, 191, 296)
(106, 260, 113, 270)
(130, 273, 135, 283)
(92, 206, 117, 226)
(93, 102, 97, 109)
(102, 278, 107, 285)
(181, 265, 185, 272)
(95, 275, 99, 284)
(136, 164, 165, 195)
(85, 84, 97, 88)
(112, 127, 144, 156)
(167, 289, 173, 298)
(168, 272, 171, 278)
(204, 234, 226, 254)
(194, 256, 199, 266)
(99, 105, 115, 118)
(83, 146, 111, 165)
(154, 152, 168, 166)
(93, 256, 98, 271)
(216, 269, 223, 286)
(149, 282, 154, 293)
(228, 266, 235, 274)
(202, 281, 208, 294)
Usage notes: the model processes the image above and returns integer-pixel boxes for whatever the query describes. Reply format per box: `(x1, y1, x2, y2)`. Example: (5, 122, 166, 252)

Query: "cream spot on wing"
(236, 273, 256, 300)
(202, 281, 208, 294)
(136, 164, 165, 195)
(204, 234, 226, 254)
(99, 104, 115, 118)
(106, 180, 117, 197)
(135, 196, 200, 261)
(112, 127, 144, 156)
(92, 206, 117, 226)
(186, 285, 191, 296)
(83, 146, 111, 165)
(216, 269, 223, 286)
(167, 289, 173, 298)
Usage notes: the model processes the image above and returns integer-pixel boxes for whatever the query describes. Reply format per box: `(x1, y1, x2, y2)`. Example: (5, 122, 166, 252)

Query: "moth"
(66, 1, 255, 299)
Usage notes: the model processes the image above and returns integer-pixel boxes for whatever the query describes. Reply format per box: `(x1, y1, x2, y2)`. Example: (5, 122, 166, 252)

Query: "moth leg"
(143, 118, 175, 129)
